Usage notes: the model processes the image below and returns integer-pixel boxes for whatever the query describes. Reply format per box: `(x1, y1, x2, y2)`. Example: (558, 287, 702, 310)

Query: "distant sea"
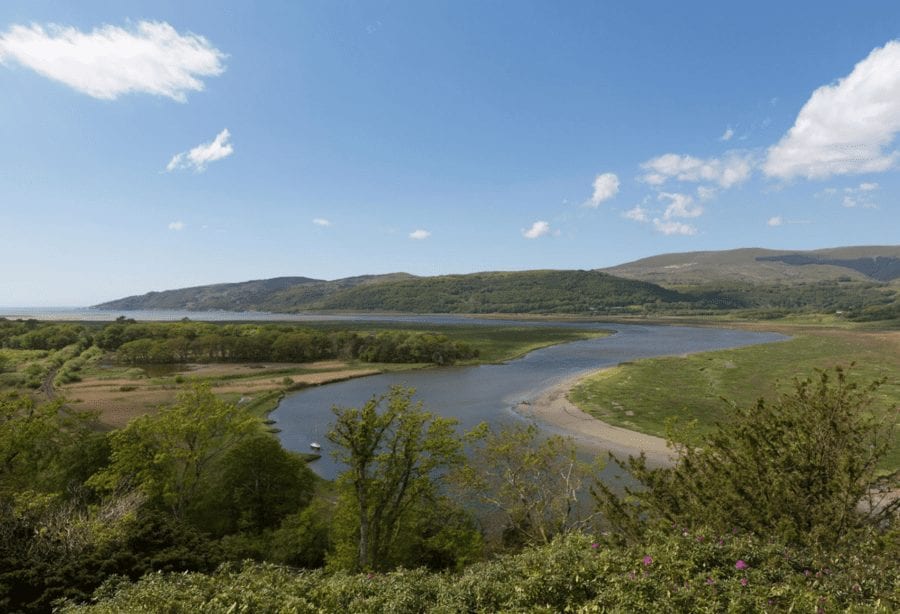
(0, 307, 360, 322)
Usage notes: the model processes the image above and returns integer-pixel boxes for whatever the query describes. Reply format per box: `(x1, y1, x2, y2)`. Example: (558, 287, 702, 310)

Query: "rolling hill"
(96, 270, 681, 315)
(599, 246, 900, 286)
(94, 246, 900, 319)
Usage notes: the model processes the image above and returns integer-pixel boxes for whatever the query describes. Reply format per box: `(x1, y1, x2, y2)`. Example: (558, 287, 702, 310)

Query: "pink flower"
(735, 559, 748, 570)
(642, 555, 653, 566)
(740, 578, 748, 587)
(591, 542, 599, 549)
(706, 577, 715, 585)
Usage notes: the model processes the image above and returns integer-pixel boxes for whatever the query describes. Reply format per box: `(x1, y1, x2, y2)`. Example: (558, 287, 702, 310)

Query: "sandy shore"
(515, 371, 677, 467)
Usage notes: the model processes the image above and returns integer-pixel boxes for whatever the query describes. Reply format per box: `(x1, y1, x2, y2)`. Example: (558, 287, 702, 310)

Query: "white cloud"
(522, 221, 551, 239)
(409, 229, 431, 240)
(653, 219, 697, 236)
(696, 186, 717, 201)
(589, 173, 619, 206)
(623, 205, 649, 222)
(312, 218, 331, 227)
(767, 216, 783, 227)
(168, 220, 185, 231)
(763, 40, 900, 180)
(640, 152, 752, 188)
(659, 192, 703, 219)
(859, 182, 879, 191)
(720, 127, 734, 141)
(0, 21, 225, 101)
(166, 129, 233, 172)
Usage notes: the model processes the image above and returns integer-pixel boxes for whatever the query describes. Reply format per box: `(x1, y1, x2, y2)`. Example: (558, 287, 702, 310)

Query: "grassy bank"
(569, 328, 900, 472)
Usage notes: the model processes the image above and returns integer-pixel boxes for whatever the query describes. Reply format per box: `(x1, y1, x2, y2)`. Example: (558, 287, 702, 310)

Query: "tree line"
(0, 319, 479, 366)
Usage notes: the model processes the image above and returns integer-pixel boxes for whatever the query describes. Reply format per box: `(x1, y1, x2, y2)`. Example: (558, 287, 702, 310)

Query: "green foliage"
(455, 423, 600, 547)
(88, 384, 260, 520)
(58, 528, 899, 613)
(594, 367, 899, 547)
(203, 435, 316, 535)
(327, 386, 476, 571)
(103, 320, 478, 365)
(0, 394, 100, 495)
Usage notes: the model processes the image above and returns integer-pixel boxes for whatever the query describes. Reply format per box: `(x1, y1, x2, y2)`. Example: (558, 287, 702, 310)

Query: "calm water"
(272, 320, 786, 479)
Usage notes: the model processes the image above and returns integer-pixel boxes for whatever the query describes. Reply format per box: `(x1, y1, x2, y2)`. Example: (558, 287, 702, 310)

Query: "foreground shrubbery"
(60, 529, 898, 613)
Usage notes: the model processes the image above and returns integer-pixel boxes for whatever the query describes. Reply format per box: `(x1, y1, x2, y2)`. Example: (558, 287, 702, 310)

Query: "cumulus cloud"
(522, 221, 551, 239)
(312, 218, 331, 227)
(641, 152, 752, 188)
(168, 220, 185, 231)
(409, 229, 431, 240)
(589, 173, 619, 206)
(659, 192, 703, 219)
(763, 40, 900, 180)
(653, 219, 697, 236)
(166, 129, 233, 172)
(720, 127, 734, 142)
(767, 216, 783, 227)
(859, 182, 879, 191)
(623, 205, 649, 222)
(0, 21, 226, 101)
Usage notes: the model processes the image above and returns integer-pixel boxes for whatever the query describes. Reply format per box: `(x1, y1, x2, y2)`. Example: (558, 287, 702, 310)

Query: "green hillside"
(601, 246, 900, 285)
(311, 270, 681, 314)
(96, 270, 683, 314)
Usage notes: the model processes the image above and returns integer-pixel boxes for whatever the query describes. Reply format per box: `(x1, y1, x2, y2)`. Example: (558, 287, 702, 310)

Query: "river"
(271, 318, 786, 479)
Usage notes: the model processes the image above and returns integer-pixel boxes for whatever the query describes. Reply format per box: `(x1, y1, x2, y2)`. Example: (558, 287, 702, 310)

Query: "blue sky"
(1, 1, 898, 305)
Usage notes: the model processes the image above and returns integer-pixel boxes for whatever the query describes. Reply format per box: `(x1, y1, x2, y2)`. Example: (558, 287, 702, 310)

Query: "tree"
(326, 386, 467, 570)
(207, 434, 317, 534)
(89, 384, 259, 521)
(0, 394, 99, 495)
(594, 366, 899, 546)
(455, 423, 599, 547)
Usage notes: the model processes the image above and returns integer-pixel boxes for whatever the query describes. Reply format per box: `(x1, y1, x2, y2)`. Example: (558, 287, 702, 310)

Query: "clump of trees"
(102, 322, 478, 365)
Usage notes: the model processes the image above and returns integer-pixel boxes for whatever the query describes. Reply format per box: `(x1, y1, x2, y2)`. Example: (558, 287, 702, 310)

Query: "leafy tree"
(0, 394, 99, 495)
(205, 434, 317, 535)
(326, 386, 468, 570)
(455, 423, 600, 547)
(89, 384, 260, 521)
(594, 366, 899, 546)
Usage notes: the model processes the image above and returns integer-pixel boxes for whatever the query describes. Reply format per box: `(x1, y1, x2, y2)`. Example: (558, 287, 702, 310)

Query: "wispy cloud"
(720, 127, 734, 141)
(409, 229, 431, 240)
(0, 21, 225, 101)
(166, 129, 233, 172)
(767, 216, 783, 227)
(764, 39, 900, 180)
(659, 192, 703, 219)
(312, 218, 331, 227)
(168, 220, 185, 231)
(818, 182, 880, 208)
(641, 152, 752, 188)
(522, 221, 551, 239)
(653, 218, 697, 236)
(623, 205, 648, 222)
(588, 173, 619, 206)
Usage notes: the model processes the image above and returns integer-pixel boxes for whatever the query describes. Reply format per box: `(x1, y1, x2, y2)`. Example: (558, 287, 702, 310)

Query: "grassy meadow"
(569, 328, 900, 472)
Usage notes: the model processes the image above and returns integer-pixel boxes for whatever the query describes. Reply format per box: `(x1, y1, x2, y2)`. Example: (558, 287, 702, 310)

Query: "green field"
(569, 329, 900, 472)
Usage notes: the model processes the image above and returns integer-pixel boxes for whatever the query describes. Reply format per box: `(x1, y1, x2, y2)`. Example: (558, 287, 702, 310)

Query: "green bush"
(58, 529, 898, 612)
